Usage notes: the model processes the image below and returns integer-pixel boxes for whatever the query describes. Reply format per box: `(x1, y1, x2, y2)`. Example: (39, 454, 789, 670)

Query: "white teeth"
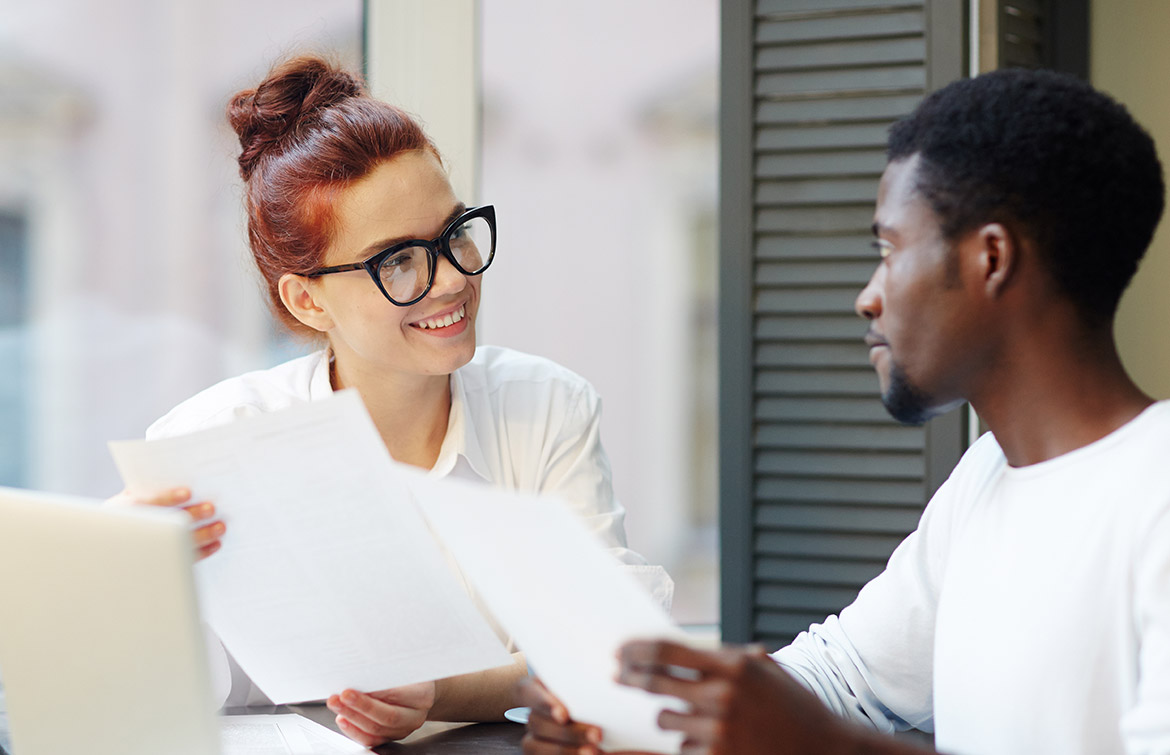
(419, 306, 465, 330)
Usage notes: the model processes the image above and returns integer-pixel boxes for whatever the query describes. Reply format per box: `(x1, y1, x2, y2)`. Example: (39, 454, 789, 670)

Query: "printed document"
(110, 390, 512, 704)
(416, 476, 686, 754)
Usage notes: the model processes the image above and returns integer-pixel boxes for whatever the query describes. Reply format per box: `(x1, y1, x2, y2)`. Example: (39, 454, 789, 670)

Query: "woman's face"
(305, 150, 481, 382)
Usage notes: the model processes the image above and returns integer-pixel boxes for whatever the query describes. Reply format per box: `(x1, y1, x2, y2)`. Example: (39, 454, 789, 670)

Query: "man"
(519, 68, 1170, 754)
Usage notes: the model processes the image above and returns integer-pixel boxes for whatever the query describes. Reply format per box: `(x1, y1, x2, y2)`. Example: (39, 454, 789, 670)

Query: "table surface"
(288, 704, 526, 754)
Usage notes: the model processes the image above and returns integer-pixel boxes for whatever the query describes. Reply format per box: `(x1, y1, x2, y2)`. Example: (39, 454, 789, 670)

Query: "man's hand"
(617, 640, 866, 755)
(326, 682, 436, 746)
(108, 487, 224, 560)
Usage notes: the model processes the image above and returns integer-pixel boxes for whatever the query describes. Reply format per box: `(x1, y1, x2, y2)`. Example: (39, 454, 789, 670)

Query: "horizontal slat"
(756, 288, 861, 314)
(757, 0, 923, 15)
(755, 343, 870, 369)
(756, 149, 887, 178)
(756, 555, 887, 585)
(756, 530, 905, 559)
(756, 66, 925, 98)
(757, 11, 924, 45)
(755, 610, 830, 640)
(756, 503, 924, 533)
(756, 259, 876, 286)
(756, 176, 879, 204)
(1004, 0, 1043, 15)
(756, 476, 925, 505)
(757, 92, 921, 125)
(756, 395, 891, 422)
(756, 234, 874, 261)
(757, 583, 861, 612)
(754, 369, 876, 395)
(758, 120, 890, 151)
(755, 422, 924, 451)
(1001, 11, 1044, 44)
(757, 37, 925, 72)
(755, 315, 867, 341)
(755, 450, 923, 479)
(757, 206, 875, 234)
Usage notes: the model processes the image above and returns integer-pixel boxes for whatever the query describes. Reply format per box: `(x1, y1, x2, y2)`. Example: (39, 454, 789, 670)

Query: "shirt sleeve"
(1121, 506, 1170, 754)
(770, 439, 996, 734)
(536, 381, 675, 612)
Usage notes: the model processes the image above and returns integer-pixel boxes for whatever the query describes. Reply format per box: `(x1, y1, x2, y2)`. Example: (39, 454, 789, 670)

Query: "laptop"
(0, 486, 220, 755)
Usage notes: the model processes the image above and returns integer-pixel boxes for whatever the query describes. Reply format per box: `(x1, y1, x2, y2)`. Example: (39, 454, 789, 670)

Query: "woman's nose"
(428, 252, 467, 298)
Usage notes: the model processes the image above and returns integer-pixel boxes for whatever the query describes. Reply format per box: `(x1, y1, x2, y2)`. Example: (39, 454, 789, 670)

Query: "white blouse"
(148, 344, 672, 706)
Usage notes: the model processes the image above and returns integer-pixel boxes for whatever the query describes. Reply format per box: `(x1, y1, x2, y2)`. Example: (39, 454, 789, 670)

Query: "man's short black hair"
(888, 68, 1164, 325)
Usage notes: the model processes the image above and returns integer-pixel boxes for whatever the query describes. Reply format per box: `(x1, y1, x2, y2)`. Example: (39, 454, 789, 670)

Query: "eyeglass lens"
(377, 214, 494, 304)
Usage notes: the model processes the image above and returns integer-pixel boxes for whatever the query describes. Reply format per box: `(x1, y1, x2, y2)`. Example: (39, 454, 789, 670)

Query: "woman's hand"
(326, 682, 436, 746)
(516, 677, 652, 755)
(108, 487, 224, 560)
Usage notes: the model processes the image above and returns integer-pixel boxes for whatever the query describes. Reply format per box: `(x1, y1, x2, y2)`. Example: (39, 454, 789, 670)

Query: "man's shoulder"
(146, 350, 327, 439)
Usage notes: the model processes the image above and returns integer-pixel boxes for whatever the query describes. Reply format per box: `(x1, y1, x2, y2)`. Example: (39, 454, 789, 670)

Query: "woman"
(140, 55, 670, 746)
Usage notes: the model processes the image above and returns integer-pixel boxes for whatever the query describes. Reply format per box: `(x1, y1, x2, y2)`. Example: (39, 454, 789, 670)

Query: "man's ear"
(278, 273, 334, 333)
(972, 222, 1016, 298)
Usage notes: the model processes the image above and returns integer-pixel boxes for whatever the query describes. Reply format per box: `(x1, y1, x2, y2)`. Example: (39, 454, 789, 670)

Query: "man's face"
(856, 155, 972, 425)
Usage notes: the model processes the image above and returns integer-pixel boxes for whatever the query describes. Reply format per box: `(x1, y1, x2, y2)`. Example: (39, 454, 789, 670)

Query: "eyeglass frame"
(302, 204, 496, 307)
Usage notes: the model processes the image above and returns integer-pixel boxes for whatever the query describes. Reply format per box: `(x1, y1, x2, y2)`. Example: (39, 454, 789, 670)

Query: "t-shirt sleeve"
(1121, 506, 1170, 754)
(771, 436, 1001, 734)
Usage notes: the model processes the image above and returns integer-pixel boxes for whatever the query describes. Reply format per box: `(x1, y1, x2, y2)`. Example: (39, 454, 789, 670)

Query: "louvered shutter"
(993, 1, 1088, 77)
(719, 0, 967, 646)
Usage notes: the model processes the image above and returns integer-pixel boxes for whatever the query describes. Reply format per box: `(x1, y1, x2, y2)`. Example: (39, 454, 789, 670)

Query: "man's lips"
(864, 333, 888, 349)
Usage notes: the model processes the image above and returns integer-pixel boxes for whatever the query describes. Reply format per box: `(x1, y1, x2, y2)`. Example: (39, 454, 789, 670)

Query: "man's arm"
(615, 640, 935, 755)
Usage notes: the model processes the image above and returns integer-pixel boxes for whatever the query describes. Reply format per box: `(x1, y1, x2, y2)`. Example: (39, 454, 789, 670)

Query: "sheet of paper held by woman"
(110, 389, 512, 705)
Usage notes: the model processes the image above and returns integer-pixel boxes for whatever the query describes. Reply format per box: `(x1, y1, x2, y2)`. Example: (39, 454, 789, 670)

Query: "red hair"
(227, 56, 436, 334)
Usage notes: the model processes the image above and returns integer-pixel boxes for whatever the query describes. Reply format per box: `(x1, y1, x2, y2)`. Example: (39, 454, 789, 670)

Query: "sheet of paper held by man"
(416, 477, 687, 754)
(109, 389, 512, 705)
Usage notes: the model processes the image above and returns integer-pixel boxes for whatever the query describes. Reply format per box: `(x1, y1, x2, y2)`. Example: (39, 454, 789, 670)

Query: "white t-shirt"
(774, 401, 1170, 755)
(148, 345, 673, 706)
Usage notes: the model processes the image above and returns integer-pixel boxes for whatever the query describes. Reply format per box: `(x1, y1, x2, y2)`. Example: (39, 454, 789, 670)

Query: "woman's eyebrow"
(358, 203, 469, 256)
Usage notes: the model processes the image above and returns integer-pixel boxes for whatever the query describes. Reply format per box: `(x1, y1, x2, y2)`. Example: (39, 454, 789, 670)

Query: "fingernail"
(588, 728, 602, 744)
(342, 691, 358, 704)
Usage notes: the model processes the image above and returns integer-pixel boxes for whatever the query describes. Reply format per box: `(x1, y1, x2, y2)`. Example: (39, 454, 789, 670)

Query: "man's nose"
(855, 266, 883, 321)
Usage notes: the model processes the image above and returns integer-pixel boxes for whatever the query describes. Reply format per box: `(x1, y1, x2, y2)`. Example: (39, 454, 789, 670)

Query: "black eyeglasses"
(304, 205, 496, 307)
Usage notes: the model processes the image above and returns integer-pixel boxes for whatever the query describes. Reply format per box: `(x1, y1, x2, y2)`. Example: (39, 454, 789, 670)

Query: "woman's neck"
(329, 353, 452, 471)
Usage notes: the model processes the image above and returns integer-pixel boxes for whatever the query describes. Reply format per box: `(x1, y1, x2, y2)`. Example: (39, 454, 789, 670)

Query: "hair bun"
(228, 56, 365, 180)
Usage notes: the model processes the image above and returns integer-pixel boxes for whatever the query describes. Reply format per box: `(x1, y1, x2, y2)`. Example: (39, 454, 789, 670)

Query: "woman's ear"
(973, 222, 1017, 298)
(278, 273, 335, 333)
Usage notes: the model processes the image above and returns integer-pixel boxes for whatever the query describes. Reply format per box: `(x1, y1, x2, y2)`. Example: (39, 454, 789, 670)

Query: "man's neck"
(969, 329, 1152, 467)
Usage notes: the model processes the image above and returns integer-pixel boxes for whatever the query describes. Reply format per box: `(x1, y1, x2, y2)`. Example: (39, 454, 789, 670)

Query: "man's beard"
(882, 361, 938, 426)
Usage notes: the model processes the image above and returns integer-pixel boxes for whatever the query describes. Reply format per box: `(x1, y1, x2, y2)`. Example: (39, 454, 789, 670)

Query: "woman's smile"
(410, 304, 469, 336)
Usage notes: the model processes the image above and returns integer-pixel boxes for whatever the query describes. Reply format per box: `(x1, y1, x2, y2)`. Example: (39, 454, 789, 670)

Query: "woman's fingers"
(326, 687, 431, 744)
(515, 677, 569, 723)
(526, 708, 601, 746)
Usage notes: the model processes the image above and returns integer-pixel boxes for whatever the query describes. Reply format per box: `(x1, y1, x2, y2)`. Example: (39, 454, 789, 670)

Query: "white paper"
(416, 477, 686, 754)
(110, 390, 512, 704)
(221, 714, 366, 755)
(220, 714, 313, 755)
(293, 715, 367, 754)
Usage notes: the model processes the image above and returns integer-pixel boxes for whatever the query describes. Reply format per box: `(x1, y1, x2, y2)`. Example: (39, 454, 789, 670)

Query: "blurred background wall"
(0, 0, 719, 624)
(1092, 1, 1170, 401)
